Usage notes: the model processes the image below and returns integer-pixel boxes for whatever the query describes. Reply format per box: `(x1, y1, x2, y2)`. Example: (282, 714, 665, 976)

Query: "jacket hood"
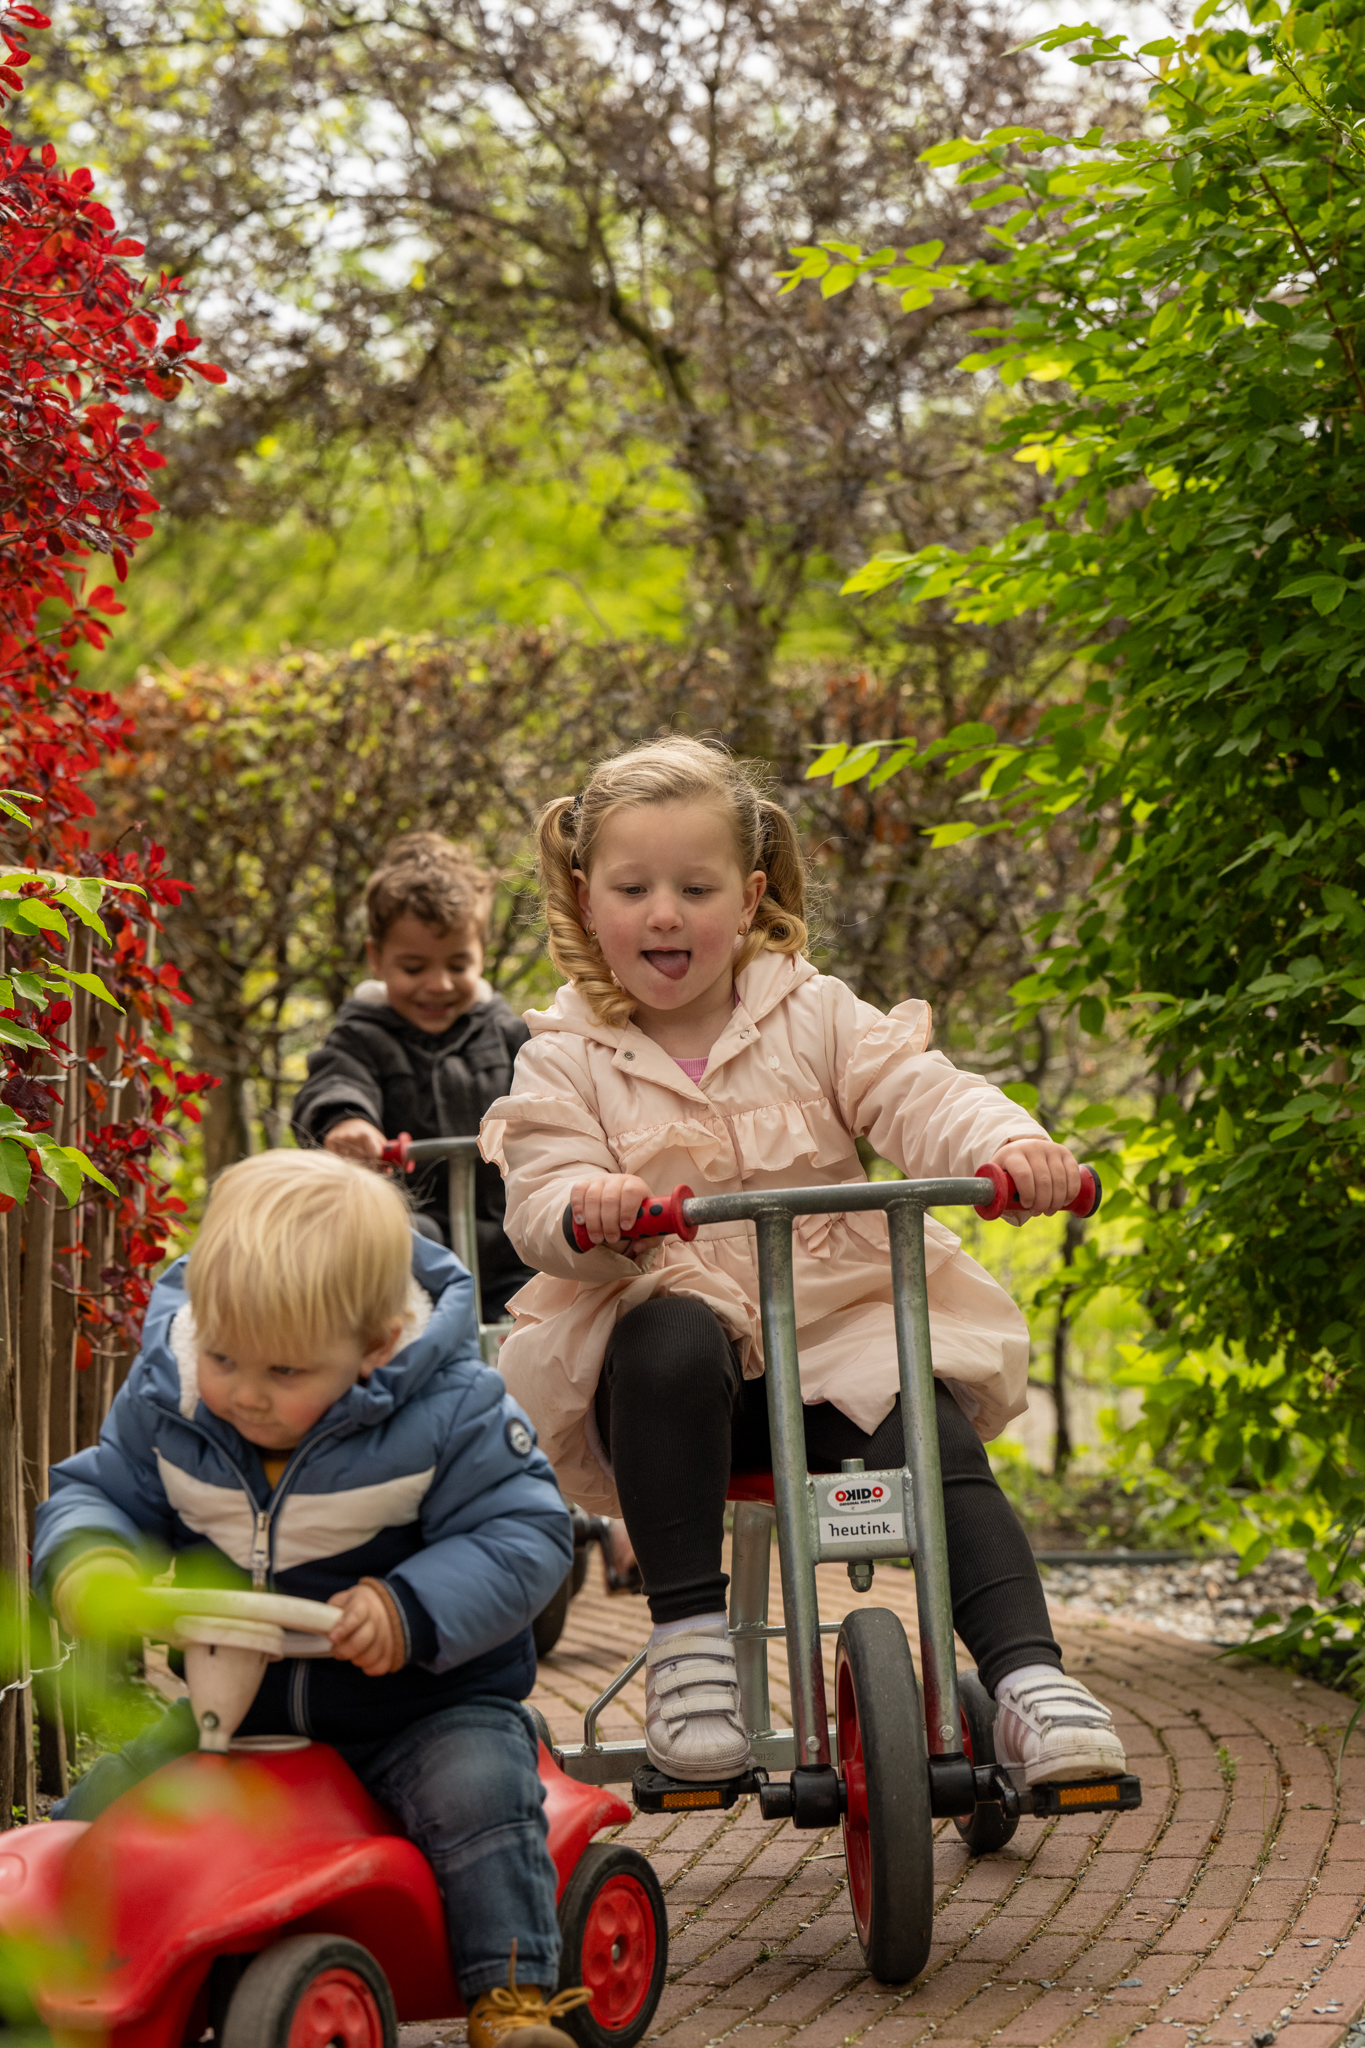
(523, 952, 820, 1048)
(138, 1232, 480, 1449)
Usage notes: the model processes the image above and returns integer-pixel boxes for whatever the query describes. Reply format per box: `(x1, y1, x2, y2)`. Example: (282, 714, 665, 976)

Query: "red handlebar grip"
(974, 1161, 1101, 1221)
(563, 1184, 698, 1253)
(379, 1132, 413, 1173)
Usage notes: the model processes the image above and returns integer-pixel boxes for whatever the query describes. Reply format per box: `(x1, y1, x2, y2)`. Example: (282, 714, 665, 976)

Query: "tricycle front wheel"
(835, 1608, 934, 1985)
(220, 1932, 396, 2048)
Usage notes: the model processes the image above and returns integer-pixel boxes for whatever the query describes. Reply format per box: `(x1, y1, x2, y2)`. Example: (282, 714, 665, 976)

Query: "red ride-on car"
(0, 1589, 667, 2048)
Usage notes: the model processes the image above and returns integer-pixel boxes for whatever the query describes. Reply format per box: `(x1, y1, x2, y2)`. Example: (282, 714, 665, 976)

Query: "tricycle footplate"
(633, 1764, 764, 1813)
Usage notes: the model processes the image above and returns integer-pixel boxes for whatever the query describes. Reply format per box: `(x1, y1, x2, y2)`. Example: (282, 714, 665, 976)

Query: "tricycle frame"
(556, 1177, 982, 1793)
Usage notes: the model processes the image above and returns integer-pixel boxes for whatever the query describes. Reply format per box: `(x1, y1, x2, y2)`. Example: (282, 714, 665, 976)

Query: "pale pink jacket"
(480, 953, 1045, 1516)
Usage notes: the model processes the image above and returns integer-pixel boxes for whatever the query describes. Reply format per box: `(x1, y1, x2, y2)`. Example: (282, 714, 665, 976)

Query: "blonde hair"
(536, 737, 810, 1027)
(365, 832, 495, 946)
(189, 1150, 413, 1359)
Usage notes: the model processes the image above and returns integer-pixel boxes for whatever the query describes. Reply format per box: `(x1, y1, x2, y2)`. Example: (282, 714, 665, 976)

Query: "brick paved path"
(403, 1559, 1365, 2048)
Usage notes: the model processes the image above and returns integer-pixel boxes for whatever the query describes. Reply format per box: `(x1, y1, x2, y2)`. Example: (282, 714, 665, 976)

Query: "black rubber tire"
(533, 1569, 574, 1659)
(556, 1842, 668, 2048)
(954, 1668, 1020, 1855)
(220, 1933, 396, 2048)
(527, 1702, 556, 1752)
(834, 1608, 934, 1984)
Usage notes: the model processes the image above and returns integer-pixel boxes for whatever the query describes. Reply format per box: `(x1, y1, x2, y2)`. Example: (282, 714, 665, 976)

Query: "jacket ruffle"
(610, 1096, 854, 1181)
(480, 1092, 608, 1173)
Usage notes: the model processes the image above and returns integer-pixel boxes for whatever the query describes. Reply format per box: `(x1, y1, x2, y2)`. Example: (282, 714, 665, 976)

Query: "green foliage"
(796, 0, 1365, 1570)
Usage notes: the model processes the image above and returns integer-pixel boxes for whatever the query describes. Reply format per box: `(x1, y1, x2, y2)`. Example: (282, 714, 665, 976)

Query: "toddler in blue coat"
(34, 1148, 583, 2048)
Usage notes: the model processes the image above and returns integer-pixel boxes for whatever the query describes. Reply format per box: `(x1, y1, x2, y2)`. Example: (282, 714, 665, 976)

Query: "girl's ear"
(743, 870, 768, 921)
(573, 866, 593, 924)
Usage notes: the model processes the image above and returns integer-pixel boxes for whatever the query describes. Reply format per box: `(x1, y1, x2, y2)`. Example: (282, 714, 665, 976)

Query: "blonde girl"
(481, 738, 1124, 1788)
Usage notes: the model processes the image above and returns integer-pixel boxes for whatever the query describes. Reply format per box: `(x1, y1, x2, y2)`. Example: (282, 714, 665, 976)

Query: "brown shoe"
(467, 1943, 592, 2048)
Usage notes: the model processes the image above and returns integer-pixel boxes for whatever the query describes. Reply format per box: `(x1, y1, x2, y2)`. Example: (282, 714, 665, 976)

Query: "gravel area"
(1039, 1547, 1336, 1646)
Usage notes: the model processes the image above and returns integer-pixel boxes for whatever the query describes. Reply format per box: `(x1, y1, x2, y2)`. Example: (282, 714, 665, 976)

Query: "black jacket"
(292, 982, 534, 1317)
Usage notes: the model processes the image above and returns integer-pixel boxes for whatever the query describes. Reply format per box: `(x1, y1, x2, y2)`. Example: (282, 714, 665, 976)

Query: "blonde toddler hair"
(189, 1150, 413, 1361)
(536, 737, 809, 1027)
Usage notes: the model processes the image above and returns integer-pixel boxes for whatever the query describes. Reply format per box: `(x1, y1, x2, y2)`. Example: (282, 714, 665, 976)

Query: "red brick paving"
(398, 1558, 1365, 2048)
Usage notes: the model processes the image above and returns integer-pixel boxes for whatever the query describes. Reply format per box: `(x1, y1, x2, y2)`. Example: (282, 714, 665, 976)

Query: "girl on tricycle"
(481, 736, 1125, 1793)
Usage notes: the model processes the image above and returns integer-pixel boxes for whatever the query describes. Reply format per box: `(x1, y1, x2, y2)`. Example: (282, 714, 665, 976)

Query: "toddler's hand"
(569, 1174, 654, 1248)
(991, 1137, 1082, 1218)
(328, 1578, 407, 1675)
(324, 1118, 386, 1166)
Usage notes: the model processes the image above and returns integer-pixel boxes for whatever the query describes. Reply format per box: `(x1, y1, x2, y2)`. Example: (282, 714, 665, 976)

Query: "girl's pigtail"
(536, 796, 635, 1027)
(737, 799, 810, 970)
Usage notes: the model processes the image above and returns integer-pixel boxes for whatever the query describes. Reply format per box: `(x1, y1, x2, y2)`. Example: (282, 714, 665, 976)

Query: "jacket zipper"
(152, 1403, 351, 1591)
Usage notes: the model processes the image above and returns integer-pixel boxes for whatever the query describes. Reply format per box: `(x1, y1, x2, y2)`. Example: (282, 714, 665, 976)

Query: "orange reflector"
(1058, 1783, 1120, 1807)
(662, 1788, 723, 1809)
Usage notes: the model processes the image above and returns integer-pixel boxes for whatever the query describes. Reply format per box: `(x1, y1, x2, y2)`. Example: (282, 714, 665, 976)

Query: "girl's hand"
(569, 1173, 654, 1248)
(991, 1137, 1082, 1217)
(328, 1579, 406, 1675)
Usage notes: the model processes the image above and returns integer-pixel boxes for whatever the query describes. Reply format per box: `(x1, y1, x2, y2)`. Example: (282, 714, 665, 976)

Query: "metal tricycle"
(553, 1166, 1141, 1984)
(0, 1587, 667, 2048)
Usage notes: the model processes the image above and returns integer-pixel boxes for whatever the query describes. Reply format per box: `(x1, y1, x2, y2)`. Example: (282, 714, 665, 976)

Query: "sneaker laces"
(476, 1941, 593, 2038)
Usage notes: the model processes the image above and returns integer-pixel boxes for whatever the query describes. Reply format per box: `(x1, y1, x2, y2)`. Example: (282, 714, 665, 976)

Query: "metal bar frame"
(554, 1176, 994, 1786)
(398, 1136, 506, 1364)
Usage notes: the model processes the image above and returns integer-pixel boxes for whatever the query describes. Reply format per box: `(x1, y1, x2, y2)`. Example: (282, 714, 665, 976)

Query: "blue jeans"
(341, 1700, 560, 1998)
(56, 1697, 560, 1999)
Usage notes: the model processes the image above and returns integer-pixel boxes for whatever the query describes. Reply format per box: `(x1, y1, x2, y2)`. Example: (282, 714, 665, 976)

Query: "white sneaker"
(992, 1666, 1127, 1787)
(644, 1624, 752, 1782)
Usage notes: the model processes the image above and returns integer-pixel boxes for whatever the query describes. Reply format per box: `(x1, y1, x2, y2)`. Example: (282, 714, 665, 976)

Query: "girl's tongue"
(643, 949, 690, 981)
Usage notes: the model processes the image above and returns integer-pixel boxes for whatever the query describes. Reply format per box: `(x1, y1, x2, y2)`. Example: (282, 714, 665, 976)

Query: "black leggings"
(594, 1296, 1061, 1697)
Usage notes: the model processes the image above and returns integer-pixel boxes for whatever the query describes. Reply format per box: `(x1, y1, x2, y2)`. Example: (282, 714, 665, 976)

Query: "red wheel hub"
(581, 1873, 657, 2030)
(835, 1652, 872, 1947)
(287, 1968, 387, 2048)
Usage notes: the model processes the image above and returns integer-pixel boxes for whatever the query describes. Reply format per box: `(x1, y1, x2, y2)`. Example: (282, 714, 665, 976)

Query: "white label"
(818, 1512, 905, 1546)
(825, 1481, 895, 1515)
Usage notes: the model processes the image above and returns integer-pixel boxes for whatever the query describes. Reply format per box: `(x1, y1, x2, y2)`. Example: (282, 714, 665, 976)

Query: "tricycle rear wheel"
(557, 1842, 668, 2048)
(834, 1608, 934, 1984)
(220, 1933, 396, 2048)
(534, 1570, 574, 1659)
(954, 1668, 1019, 1856)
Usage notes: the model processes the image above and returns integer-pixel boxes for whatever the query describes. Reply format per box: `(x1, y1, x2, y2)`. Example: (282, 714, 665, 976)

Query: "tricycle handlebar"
(380, 1131, 482, 1173)
(562, 1163, 1101, 1253)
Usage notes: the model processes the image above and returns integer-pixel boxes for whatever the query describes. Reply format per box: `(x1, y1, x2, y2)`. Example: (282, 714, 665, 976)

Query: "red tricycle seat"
(727, 1471, 775, 1504)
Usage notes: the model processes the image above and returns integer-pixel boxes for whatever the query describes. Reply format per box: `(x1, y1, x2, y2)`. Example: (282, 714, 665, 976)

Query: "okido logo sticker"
(829, 1481, 891, 1514)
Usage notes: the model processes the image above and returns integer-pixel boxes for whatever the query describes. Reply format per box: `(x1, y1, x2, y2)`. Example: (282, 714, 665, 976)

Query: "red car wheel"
(557, 1843, 668, 2048)
(221, 1934, 397, 2048)
(287, 1966, 389, 2048)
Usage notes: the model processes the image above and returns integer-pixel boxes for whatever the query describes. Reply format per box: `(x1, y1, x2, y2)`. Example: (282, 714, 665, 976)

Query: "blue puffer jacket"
(32, 1235, 571, 1743)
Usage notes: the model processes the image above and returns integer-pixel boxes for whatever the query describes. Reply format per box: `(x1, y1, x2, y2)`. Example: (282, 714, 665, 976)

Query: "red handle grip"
(563, 1184, 698, 1254)
(380, 1132, 413, 1173)
(973, 1161, 1101, 1222)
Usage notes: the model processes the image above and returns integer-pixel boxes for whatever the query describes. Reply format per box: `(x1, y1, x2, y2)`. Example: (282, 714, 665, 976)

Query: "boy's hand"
(991, 1137, 1082, 1218)
(328, 1578, 407, 1675)
(569, 1173, 654, 1248)
(324, 1118, 386, 1167)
